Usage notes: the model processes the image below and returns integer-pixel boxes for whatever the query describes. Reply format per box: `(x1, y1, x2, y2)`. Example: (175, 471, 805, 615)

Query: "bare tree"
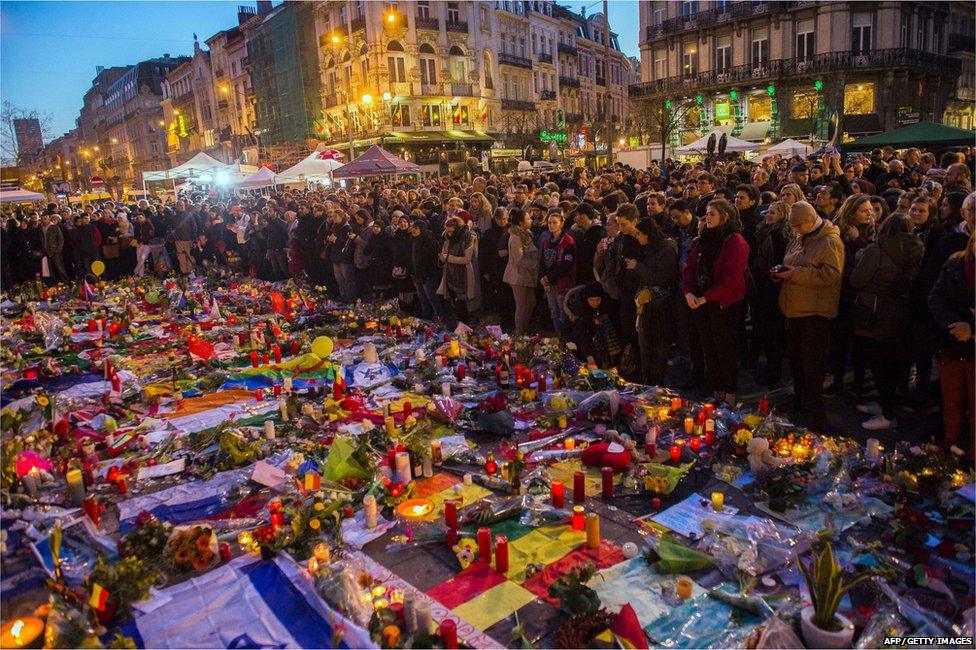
(0, 101, 54, 166)
(632, 96, 697, 159)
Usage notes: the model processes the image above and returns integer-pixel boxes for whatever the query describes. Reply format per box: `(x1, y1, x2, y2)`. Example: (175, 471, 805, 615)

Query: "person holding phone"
(775, 201, 845, 428)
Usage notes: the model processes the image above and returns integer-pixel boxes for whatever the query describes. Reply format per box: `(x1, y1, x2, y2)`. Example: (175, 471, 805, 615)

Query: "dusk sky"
(0, 0, 641, 141)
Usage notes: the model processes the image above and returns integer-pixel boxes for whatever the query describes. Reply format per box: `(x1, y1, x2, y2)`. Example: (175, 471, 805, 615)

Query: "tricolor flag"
(89, 582, 110, 611)
(81, 280, 95, 305)
(270, 291, 292, 319)
(610, 604, 649, 649)
(302, 471, 321, 492)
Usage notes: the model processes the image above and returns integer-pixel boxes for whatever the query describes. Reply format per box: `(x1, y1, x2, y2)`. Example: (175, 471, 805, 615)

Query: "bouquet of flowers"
(119, 512, 172, 561)
(168, 526, 218, 573)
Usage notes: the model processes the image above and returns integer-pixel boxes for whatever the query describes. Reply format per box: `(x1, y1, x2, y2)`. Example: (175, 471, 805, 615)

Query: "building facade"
(309, 1, 636, 172)
(630, 1, 965, 151)
(944, 1, 975, 130)
(206, 9, 260, 165)
(161, 40, 222, 166)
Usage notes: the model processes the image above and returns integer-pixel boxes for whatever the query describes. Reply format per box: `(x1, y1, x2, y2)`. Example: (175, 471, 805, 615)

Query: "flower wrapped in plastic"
(519, 494, 572, 527)
(458, 495, 524, 525)
(32, 311, 66, 352)
(644, 534, 716, 574)
(429, 395, 463, 423)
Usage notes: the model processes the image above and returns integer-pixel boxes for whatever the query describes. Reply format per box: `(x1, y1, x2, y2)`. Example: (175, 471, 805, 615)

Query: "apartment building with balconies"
(631, 1, 965, 149)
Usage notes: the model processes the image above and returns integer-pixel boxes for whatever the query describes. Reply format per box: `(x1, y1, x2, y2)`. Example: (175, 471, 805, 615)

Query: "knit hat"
(790, 200, 818, 223)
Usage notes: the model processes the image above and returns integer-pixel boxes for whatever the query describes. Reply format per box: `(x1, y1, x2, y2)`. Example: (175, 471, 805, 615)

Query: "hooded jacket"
(779, 219, 845, 318)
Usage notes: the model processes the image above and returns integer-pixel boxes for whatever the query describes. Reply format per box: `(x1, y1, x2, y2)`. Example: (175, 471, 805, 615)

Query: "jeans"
(861, 335, 901, 420)
(333, 263, 357, 303)
(545, 287, 567, 336)
(414, 276, 443, 321)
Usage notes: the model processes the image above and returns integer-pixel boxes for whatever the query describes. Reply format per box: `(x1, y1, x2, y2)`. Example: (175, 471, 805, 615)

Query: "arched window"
(449, 45, 466, 83)
(483, 51, 493, 90)
(387, 41, 406, 83)
(419, 42, 437, 86)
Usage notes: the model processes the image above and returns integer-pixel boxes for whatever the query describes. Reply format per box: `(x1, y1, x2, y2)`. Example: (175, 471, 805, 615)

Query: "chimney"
(96, 65, 105, 74)
(256, 0, 272, 16)
(163, 53, 171, 59)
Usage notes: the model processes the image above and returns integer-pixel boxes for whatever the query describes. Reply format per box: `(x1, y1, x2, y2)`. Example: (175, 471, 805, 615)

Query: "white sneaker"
(862, 415, 895, 430)
(856, 402, 882, 415)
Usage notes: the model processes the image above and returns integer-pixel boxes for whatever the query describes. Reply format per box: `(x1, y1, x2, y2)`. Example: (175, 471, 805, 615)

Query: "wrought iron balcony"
(501, 99, 536, 111)
(498, 52, 533, 70)
(420, 83, 441, 95)
(536, 52, 553, 64)
(559, 76, 580, 88)
(415, 15, 439, 30)
(539, 89, 556, 100)
(451, 82, 474, 96)
(629, 48, 962, 98)
(558, 42, 577, 56)
(446, 20, 468, 33)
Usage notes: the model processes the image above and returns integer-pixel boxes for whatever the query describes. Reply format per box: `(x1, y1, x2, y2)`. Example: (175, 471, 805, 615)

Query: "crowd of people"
(2, 144, 973, 456)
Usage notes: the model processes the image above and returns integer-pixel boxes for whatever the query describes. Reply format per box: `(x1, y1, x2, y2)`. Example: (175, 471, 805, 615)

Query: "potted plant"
(798, 542, 877, 648)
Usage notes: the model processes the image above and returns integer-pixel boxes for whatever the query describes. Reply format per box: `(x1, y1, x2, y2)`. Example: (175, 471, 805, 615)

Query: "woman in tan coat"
(503, 209, 539, 334)
(437, 216, 478, 327)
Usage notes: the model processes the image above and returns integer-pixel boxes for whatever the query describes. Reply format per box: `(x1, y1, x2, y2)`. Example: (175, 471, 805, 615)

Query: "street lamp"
(361, 94, 373, 105)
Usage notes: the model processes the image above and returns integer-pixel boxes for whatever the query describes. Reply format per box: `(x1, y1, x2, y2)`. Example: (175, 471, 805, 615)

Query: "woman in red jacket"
(682, 198, 750, 405)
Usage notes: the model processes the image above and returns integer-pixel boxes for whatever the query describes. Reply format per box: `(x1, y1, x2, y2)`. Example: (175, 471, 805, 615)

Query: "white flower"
(950, 446, 964, 456)
(909, 446, 923, 456)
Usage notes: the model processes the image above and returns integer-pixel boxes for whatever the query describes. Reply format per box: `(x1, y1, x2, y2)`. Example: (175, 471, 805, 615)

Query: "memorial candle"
(431, 439, 442, 464)
(573, 471, 585, 504)
(494, 535, 509, 572)
(250, 351, 258, 368)
(477, 526, 492, 560)
(670, 444, 682, 463)
(261, 353, 270, 366)
(670, 397, 682, 412)
(363, 494, 378, 529)
(283, 376, 293, 393)
(683, 417, 694, 434)
(414, 601, 433, 635)
(455, 363, 466, 380)
(254, 389, 263, 402)
(564, 436, 576, 450)
(689, 436, 702, 453)
(272, 345, 281, 364)
(758, 397, 770, 414)
(443, 499, 458, 529)
(264, 420, 276, 440)
(585, 512, 600, 548)
(866, 438, 880, 464)
(66, 469, 85, 506)
(395, 452, 412, 484)
(571, 505, 585, 530)
(601, 466, 614, 499)
(551, 480, 565, 508)
(385, 416, 395, 437)
(440, 619, 458, 649)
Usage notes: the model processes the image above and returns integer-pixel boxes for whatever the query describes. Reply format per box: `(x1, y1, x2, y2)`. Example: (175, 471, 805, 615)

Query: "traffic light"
(814, 79, 823, 92)
(665, 99, 672, 110)
(767, 84, 775, 97)
(729, 89, 737, 101)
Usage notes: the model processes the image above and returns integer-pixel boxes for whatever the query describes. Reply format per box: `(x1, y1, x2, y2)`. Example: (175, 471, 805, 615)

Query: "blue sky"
(1, 1, 640, 141)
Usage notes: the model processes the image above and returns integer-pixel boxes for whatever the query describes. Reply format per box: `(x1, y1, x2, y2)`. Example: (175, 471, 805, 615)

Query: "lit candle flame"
(11, 620, 24, 642)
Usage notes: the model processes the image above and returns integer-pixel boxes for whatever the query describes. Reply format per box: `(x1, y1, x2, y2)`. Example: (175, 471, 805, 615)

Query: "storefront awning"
(380, 130, 494, 145)
(739, 121, 770, 142)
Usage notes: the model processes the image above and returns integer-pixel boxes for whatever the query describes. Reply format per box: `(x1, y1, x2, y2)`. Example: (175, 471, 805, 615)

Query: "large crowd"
(2, 145, 973, 455)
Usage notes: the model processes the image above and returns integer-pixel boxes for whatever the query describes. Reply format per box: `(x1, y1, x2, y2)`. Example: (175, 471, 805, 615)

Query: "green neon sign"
(539, 130, 568, 143)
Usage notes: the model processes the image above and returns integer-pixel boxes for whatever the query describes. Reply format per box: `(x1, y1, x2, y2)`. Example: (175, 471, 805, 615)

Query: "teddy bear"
(746, 437, 789, 473)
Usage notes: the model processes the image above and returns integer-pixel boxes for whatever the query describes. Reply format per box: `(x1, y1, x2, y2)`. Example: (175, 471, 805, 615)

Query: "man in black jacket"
(265, 211, 290, 280)
(173, 209, 198, 274)
(572, 202, 605, 286)
(410, 219, 443, 321)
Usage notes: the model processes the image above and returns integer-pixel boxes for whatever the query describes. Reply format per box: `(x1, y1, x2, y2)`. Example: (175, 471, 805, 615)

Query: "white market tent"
(141, 152, 229, 182)
(765, 138, 813, 158)
(0, 188, 45, 203)
(276, 150, 345, 184)
(675, 129, 760, 156)
(234, 166, 277, 190)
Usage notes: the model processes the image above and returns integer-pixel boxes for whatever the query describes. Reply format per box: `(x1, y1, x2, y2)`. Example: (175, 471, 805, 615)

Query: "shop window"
(748, 95, 771, 122)
(391, 104, 410, 126)
(792, 89, 819, 119)
(684, 106, 701, 128)
(844, 83, 874, 115)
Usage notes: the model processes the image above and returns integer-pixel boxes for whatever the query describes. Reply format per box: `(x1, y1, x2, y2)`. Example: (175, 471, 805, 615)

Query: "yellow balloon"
(91, 260, 106, 276)
(311, 336, 334, 358)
